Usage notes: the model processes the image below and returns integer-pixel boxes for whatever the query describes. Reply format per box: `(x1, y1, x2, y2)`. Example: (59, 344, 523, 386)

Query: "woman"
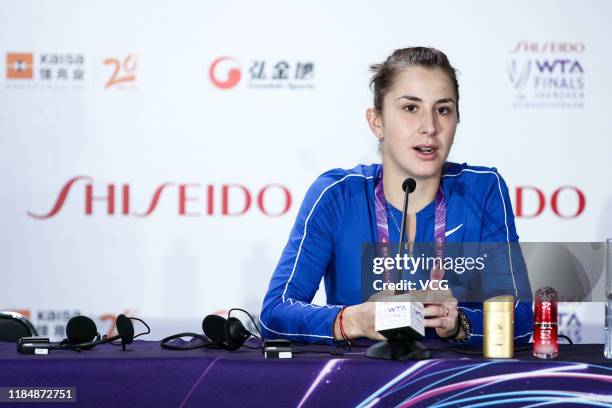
(260, 47, 533, 345)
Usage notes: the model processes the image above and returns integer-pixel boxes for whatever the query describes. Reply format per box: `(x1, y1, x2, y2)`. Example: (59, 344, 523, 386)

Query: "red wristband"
(339, 307, 351, 344)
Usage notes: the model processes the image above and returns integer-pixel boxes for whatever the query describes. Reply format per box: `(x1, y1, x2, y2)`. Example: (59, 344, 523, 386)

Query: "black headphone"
(161, 309, 258, 351)
(203, 314, 251, 351)
(59, 315, 101, 350)
(57, 314, 146, 351)
(159, 309, 359, 357)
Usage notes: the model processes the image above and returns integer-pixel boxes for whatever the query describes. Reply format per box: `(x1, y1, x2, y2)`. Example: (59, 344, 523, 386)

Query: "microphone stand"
(396, 179, 412, 295)
(366, 178, 430, 361)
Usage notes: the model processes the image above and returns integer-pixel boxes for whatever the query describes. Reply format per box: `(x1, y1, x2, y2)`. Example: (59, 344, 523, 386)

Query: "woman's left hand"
(423, 296, 460, 339)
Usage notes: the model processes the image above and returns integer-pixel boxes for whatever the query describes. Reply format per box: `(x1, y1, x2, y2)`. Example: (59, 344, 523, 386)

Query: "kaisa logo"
(508, 41, 584, 108)
(6, 53, 33, 79)
(209, 56, 315, 90)
(5, 52, 85, 89)
(103, 54, 138, 89)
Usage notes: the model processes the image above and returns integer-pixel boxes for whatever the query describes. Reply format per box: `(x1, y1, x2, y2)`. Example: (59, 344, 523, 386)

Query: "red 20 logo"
(103, 54, 137, 88)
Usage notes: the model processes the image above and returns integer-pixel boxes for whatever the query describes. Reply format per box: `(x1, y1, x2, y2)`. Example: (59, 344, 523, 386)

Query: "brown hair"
(369, 47, 460, 122)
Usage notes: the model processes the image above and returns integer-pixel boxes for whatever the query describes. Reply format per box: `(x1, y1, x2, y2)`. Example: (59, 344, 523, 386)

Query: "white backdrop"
(1, 0, 611, 343)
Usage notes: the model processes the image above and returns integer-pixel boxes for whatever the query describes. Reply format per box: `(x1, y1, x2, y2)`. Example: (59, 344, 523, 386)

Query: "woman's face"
(373, 66, 458, 180)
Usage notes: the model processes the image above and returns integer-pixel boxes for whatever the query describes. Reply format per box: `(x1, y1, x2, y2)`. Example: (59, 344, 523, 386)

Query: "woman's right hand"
(333, 302, 386, 341)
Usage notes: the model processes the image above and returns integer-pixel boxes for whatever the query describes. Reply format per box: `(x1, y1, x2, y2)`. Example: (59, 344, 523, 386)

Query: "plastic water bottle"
(605, 238, 612, 359)
(605, 294, 612, 359)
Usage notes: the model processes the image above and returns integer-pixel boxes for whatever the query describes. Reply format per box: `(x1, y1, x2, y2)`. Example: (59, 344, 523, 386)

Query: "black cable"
(108, 316, 152, 346)
(291, 346, 347, 356)
(227, 308, 267, 350)
(160, 309, 265, 352)
(242, 344, 264, 350)
(285, 338, 354, 356)
(131, 317, 151, 339)
(292, 339, 348, 348)
(278, 334, 576, 358)
(160, 332, 224, 351)
(228, 308, 265, 341)
(292, 340, 353, 352)
(226, 309, 353, 356)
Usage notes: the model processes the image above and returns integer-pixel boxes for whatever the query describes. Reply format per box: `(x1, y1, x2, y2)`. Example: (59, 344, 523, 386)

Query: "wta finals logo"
(507, 41, 584, 108)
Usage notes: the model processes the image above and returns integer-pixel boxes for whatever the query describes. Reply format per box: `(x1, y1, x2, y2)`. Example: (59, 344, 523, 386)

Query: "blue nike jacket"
(260, 162, 534, 345)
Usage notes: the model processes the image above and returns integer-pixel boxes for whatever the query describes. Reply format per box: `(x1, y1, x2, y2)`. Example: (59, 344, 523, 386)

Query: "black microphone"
(397, 177, 416, 271)
(402, 178, 417, 195)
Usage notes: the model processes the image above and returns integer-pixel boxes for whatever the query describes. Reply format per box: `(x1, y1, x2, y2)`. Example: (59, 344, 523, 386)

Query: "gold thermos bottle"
(483, 295, 514, 358)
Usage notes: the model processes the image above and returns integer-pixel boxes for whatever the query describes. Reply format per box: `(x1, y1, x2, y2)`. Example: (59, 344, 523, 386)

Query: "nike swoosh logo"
(445, 224, 464, 237)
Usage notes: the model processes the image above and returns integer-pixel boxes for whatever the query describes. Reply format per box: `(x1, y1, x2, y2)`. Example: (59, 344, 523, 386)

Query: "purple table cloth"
(0, 340, 611, 407)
